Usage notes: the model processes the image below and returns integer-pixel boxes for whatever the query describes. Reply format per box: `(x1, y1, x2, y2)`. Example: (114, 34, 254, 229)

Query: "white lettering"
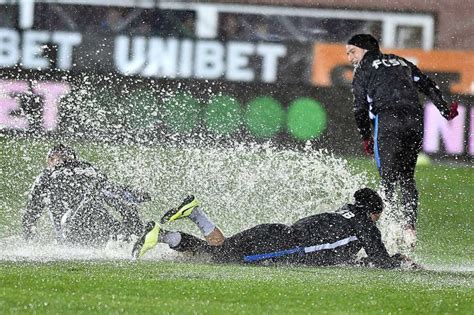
(178, 39, 193, 78)
(389, 58, 400, 66)
(0, 28, 19, 66)
(382, 59, 391, 67)
(143, 38, 179, 78)
(226, 42, 255, 81)
(341, 211, 355, 219)
(194, 40, 224, 79)
(22, 31, 49, 69)
(0, 29, 81, 70)
(257, 43, 286, 82)
(372, 60, 382, 69)
(114, 35, 146, 75)
(112, 36, 286, 82)
(51, 32, 82, 70)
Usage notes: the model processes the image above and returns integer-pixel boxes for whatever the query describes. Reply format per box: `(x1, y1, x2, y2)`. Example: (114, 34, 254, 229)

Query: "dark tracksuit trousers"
(172, 224, 296, 264)
(63, 197, 143, 246)
(172, 222, 359, 265)
(374, 109, 423, 226)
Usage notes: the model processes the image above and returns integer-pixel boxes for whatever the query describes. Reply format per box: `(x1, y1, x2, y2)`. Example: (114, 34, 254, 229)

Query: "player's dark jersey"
(22, 159, 146, 243)
(175, 204, 402, 268)
(352, 50, 449, 140)
(290, 204, 399, 268)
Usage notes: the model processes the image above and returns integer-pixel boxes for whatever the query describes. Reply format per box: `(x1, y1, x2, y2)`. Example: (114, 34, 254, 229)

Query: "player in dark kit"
(132, 188, 418, 269)
(346, 34, 459, 242)
(22, 144, 150, 246)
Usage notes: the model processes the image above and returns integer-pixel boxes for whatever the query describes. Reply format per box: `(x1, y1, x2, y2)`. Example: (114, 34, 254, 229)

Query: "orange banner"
(312, 43, 474, 95)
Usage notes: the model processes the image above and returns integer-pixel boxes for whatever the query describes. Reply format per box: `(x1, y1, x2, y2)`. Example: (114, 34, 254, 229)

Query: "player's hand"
(393, 253, 424, 270)
(447, 102, 459, 120)
(137, 191, 152, 202)
(363, 137, 374, 156)
(406, 261, 424, 270)
(401, 257, 424, 270)
(123, 189, 152, 204)
(132, 190, 152, 203)
(23, 226, 37, 242)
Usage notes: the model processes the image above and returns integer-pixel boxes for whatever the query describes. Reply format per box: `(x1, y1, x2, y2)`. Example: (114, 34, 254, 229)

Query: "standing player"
(132, 189, 419, 269)
(345, 34, 459, 243)
(22, 144, 150, 246)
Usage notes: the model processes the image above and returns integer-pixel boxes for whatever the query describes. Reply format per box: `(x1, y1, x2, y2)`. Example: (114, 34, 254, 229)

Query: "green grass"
(0, 137, 472, 314)
(349, 158, 474, 263)
(0, 261, 472, 314)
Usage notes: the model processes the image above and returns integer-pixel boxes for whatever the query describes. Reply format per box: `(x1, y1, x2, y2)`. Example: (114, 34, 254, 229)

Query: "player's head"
(47, 143, 77, 168)
(353, 188, 384, 222)
(346, 34, 379, 67)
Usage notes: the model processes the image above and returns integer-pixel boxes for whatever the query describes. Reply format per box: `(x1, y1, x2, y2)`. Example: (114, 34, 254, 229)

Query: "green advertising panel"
(161, 93, 201, 133)
(245, 97, 285, 138)
(287, 97, 327, 141)
(204, 95, 242, 135)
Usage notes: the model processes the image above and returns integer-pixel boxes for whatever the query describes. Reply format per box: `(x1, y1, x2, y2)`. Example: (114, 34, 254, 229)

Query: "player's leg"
(399, 171, 418, 249)
(131, 220, 215, 259)
(104, 197, 144, 239)
(398, 123, 423, 247)
(167, 231, 216, 254)
(215, 223, 296, 263)
(62, 202, 122, 246)
(161, 195, 225, 245)
(399, 153, 419, 228)
(374, 113, 402, 207)
(399, 122, 423, 227)
(161, 197, 297, 263)
(132, 196, 225, 258)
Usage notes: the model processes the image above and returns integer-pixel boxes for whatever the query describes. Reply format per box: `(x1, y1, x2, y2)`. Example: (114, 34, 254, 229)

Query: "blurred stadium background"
(0, 0, 472, 160)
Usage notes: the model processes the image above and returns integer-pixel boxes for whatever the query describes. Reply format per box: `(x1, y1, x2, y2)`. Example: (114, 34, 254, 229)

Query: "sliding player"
(133, 188, 419, 269)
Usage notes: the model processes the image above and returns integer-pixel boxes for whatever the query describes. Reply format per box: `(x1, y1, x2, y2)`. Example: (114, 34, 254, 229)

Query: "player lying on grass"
(132, 188, 419, 269)
(22, 144, 150, 246)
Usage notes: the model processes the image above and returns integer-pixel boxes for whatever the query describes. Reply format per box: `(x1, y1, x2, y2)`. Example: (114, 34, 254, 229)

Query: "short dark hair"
(347, 34, 380, 52)
(47, 143, 77, 161)
(354, 188, 383, 214)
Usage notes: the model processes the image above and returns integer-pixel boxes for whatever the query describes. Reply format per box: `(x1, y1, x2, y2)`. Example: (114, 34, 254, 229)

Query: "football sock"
(188, 207, 216, 236)
(160, 230, 182, 248)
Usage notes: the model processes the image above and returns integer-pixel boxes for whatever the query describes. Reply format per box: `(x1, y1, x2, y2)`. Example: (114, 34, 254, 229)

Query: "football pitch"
(0, 138, 472, 314)
(1, 261, 472, 313)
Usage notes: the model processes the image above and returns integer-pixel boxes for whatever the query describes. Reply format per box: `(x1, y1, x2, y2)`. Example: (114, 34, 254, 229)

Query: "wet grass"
(0, 138, 472, 313)
(349, 158, 474, 264)
(0, 261, 472, 314)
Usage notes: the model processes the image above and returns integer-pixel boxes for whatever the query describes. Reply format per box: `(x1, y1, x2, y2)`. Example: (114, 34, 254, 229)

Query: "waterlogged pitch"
(0, 138, 472, 313)
(0, 261, 472, 314)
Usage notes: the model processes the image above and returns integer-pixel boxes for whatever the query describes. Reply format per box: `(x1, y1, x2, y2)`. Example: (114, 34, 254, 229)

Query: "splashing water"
(378, 204, 416, 256)
(0, 137, 435, 263)
(92, 141, 422, 259)
(0, 139, 380, 261)
(105, 143, 368, 233)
